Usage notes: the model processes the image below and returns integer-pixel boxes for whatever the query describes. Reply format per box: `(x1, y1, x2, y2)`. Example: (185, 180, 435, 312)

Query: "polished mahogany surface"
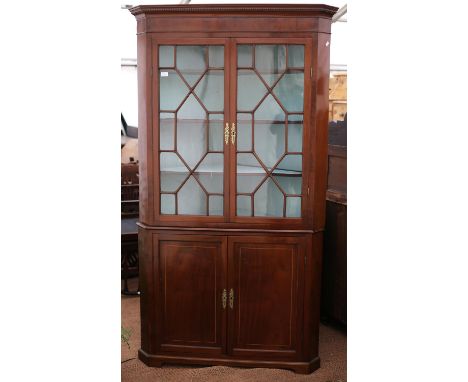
(131, 3, 337, 374)
(156, 235, 226, 356)
(228, 236, 305, 359)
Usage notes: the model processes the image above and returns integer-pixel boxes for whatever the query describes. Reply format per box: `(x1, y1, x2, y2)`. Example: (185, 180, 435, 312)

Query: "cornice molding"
(129, 4, 338, 17)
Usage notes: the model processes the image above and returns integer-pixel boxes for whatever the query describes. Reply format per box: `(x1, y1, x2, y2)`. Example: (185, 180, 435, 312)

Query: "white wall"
(121, 65, 138, 128)
(330, 20, 347, 68)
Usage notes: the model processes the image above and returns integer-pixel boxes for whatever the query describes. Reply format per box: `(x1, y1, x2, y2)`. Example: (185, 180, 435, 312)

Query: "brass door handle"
(224, 123, 229, 145)
(222, 289, 227, 309)
(231, 123, 236, 145)
(229, 288, 234, 309)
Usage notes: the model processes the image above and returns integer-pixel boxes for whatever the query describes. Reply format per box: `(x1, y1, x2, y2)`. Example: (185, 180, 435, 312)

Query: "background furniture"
(321, 116, 347, 325)
(121, 218, 139, 295)
(328, 73, 347, 122)
(130, 3, 337, 374)
(121, 163, 139, 217)
(121, 163, 139, 295)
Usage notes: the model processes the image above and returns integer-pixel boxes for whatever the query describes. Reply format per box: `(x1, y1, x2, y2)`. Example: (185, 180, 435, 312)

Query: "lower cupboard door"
(227, 235, 305, 359)
(155, 234, 227, 356)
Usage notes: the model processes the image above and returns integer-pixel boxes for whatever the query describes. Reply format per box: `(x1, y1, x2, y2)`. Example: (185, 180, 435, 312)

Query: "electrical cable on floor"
(121, 357, 136, 364)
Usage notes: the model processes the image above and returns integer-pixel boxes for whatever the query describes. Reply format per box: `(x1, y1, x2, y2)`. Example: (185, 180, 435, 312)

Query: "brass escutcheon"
(229, 288, 234, 309)
(231, 122, 236, 145)
(224, 123, 230, 145)
(222, 289, 227, 309)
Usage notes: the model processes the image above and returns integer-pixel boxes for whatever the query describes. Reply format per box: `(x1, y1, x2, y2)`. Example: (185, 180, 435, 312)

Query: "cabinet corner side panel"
(138, 227, 155, 353)
(304, 232, 323, 358)
(137, 33, 154, 224)
(312, 32, 332, 231)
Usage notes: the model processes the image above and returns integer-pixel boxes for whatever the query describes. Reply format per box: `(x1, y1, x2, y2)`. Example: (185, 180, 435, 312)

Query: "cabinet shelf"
(161, 165, 301, 176)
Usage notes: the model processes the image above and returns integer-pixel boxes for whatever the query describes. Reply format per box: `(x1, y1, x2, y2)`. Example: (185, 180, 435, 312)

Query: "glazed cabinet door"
(154, 234, 227, 356)
(227, 235, 306, 359)
(230, 39, 313, 225)
(155, 39, 231, 222)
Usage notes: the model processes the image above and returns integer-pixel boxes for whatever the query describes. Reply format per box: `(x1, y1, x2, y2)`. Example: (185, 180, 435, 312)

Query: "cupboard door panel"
(155, 234, 227, 355)
(228, 235, 305, 359)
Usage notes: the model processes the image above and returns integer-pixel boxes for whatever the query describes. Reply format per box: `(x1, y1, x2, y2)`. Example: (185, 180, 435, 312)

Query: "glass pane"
(177, 46, 207, 86)
(273, 155, 302, 202)
(254, 95, 285, 169)
(237, 113, 252, 151)
(194, 70, 224, 112)
(194, 153, 223, 193)
(197, 153, 223, 173)
(237, 153, 264, 172)
(273, 71, 304, 112)
(274, 154, 302, 173)
(209, 114, 224, 151)
(159, 70, 189, 111)
(160, 113, 175, 150)
(288, 45, 304, 68)
(237, 69, 267, 111)
(237, 153, 266, 193)
(238, 45, 252, 67)
(273, 175, 302, 195)
(286, 197, 301, 217)
(255, 45, 286, 87)
(177, 95, 207, 169)
(195, 173, 223, 194)
(160, 153, 189, 192)
(255, 94, 285, 121)
(237, 174, 265, 194)
(237, 195, 251, 216)
(288, 115, 303, 152)
(159, 46, 174, 67)
(209, 46, 224, 68)
(254, 178, 283, 217)
(178, 176, 206, 215)
(161, 194, 175, 215)
(209, 195, 223, 216)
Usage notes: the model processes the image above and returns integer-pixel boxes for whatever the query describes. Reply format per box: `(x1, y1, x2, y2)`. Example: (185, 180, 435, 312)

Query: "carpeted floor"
(122, 279, 346, 382)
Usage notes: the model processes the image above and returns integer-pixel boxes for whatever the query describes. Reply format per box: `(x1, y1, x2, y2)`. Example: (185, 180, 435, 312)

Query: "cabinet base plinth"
(138, 349, 320, 374)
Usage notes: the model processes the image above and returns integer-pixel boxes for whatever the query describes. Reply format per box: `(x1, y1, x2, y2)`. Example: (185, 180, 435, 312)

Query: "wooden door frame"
(228, 37, 314, 226)
(151, 37, 232, 225)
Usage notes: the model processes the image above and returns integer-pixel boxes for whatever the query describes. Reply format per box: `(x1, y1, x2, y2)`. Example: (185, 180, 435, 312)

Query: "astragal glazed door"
(156, 39, 230, 221)
(229, 39, 313, 224)
(155, 38, 312, 225)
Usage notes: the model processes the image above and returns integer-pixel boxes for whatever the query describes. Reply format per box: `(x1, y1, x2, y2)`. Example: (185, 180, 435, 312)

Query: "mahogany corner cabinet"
(129, 3, 338, 374)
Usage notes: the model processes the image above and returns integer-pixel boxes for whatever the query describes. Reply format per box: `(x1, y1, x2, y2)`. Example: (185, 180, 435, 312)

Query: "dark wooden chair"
(121, 163, 140, 295)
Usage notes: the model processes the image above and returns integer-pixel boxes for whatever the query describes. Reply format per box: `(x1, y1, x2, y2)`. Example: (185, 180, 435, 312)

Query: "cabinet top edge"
(129, 4, 338, 17)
